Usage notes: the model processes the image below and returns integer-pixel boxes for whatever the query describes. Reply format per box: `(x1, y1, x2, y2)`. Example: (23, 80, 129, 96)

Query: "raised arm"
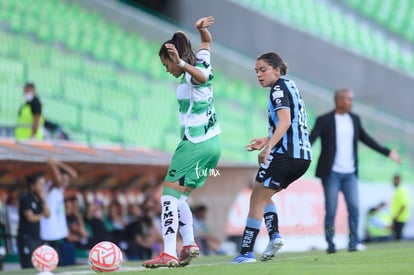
(195, 16, 214, 50)
(47, 157, 78, 188)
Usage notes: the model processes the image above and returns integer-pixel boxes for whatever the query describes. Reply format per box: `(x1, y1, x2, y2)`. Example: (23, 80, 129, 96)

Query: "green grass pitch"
(3, 241, 413, 275)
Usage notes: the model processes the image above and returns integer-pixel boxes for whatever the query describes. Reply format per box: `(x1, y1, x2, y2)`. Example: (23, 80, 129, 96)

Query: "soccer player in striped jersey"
(232, 52, 312, 263)
(143, 16, 221, 268)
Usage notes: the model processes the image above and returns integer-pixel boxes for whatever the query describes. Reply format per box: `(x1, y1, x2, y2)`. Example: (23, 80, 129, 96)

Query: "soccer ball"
(88, 241, 123, 272)
(31, 245, 59, 272)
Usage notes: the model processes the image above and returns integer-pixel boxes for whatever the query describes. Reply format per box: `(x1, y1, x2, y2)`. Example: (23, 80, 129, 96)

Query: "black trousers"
(17, 234, 42, 269)
(393, 221, 405, 240)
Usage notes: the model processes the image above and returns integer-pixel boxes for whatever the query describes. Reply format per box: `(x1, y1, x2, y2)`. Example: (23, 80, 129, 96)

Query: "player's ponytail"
(159, 31, 196, 66)
(280, 61, 288, 75)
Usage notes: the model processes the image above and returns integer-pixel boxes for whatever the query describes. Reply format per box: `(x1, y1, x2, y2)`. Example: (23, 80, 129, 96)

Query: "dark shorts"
(256, 152, 311, 189)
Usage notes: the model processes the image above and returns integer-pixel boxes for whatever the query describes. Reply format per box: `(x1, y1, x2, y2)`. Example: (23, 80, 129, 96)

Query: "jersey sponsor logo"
(272, 90, 284, 99)
(204, 113, 217, 134)
(168, 169, 176, 177)
(162, 200, 176, 235)
(241, 229, 255, 247)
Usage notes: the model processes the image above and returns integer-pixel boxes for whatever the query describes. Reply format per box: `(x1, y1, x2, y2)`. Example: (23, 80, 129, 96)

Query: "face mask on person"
(24, 92, 34, 102)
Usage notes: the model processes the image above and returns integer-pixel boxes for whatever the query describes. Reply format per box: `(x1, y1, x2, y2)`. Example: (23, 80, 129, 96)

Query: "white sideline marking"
(57, 256, 297, 274)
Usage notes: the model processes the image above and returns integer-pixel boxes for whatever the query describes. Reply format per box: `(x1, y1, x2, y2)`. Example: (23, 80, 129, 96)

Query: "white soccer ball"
(88, 241, 123, 272)
(31, 245, 59, 272)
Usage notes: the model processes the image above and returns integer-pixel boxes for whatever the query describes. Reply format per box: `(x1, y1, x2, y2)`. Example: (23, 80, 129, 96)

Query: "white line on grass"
(57, 256, 300, 274)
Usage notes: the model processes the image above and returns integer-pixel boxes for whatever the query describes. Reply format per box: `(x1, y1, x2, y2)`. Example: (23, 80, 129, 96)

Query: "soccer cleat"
(349, 243, 366, 252)
(142, 252, 179, 268)
(260, 234, 284, 261)
(232, 252, 256, 263)
(179, 244, 200, 266)
(326, 247, 337, 254)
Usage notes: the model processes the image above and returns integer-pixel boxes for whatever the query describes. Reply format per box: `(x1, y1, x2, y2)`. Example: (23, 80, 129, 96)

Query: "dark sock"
(240, 226, 259, 254)
(264, 212, 279, 237)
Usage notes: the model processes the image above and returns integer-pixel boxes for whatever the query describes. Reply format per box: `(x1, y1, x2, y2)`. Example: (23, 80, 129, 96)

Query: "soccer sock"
(178, 195, 195, 246)
(240, 217, 261, 254)
(263, 204, 279, 237)
(160, 195, 179, 257)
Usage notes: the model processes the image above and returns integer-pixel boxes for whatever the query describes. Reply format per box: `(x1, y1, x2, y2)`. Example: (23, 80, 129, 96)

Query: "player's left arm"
(196, 16, 214, 50)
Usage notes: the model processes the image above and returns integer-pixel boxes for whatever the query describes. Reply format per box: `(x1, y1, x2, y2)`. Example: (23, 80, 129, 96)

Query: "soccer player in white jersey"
(232, 52, 312, 263)
(143, 16, 221, 268)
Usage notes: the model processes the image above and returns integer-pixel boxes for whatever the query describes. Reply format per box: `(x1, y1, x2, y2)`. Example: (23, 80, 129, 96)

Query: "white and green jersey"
(176, 49, 221, 143)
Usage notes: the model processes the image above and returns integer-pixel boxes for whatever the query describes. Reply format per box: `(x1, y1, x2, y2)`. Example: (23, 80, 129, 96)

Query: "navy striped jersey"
(267, 77, 312, 160)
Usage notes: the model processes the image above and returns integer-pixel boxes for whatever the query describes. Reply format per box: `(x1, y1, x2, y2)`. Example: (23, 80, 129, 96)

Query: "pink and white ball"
(31, 245, 59, 273)
(88, 241, 123, 272)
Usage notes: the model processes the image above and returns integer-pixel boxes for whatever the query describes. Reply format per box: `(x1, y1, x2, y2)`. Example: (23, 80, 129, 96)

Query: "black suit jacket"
(309, 110, 390, 179)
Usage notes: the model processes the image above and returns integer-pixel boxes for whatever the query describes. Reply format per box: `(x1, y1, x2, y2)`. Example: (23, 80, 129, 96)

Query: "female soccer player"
(232, 52, 312, 263)
(143, 16, 221, 268)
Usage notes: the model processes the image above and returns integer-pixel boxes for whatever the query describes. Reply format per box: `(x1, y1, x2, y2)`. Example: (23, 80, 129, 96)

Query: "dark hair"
(194, 204, 207, 213)
(159, 31, 196, 66)
(24, 82, 35, 90)
(257, 52, 288, 75)
(25, 172, 44, 189)
(59, 168, 69, 176)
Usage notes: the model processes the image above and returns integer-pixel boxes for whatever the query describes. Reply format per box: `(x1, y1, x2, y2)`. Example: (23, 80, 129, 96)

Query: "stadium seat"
(344, 0, 414, 44)
(231, 0, 414, 74)
(42, 97, 81, 130)
(62, 76, 100, 108)
(28, 67, 62, 97)
(0, 0, 411, 177)
(0, 84, 22, 126)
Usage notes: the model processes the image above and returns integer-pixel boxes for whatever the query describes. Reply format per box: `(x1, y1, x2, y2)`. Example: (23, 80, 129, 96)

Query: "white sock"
(161, 195, 179, 257)
(178, 196, 195, 246)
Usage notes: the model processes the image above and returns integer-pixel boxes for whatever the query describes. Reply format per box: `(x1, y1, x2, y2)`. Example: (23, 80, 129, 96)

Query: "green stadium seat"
(81, 108, 122, 141)
(232, 0, 414, 74)
(62, 76, 100, 108)
(28, 67, 62, 97)
(345, 0, 414, 44)
(42, 97, 80, 130)
(123, 119, 161, 148)
(0, 84, 22, 126)
(0, 0, 412, 180)
(100, 89, 137, 119)
(0, 57, 24, 84)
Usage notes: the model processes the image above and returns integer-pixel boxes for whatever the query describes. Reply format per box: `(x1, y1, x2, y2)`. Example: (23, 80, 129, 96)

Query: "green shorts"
(165, 135, 221, 190)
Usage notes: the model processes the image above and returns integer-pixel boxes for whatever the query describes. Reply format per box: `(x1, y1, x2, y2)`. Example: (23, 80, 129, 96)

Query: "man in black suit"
(309, 88, 400, 254)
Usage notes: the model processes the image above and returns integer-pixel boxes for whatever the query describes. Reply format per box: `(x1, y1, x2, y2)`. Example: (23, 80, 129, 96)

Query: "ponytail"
(159, 31, 197, 66)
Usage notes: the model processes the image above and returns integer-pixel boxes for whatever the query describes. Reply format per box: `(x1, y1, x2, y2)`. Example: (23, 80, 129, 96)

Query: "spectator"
(17, 172, 50, 268)
(44, 120, 70, 140)
(364, 202, 392, 243)
(84, 200, 112, 246)
(126, 198, 163, 260)
(60, 195, 89, 266)
(65, 196, 89, 248)
(40, 158, 78, 265)
(391, 174, 411, 240)
(15, 82, 44, 141)
(106, 201, 128, 250)
(5, 189, 20, 254)
(193, 204, 222, 255)
(0, 197, 5, 270)
(309, 88, 401, 253)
